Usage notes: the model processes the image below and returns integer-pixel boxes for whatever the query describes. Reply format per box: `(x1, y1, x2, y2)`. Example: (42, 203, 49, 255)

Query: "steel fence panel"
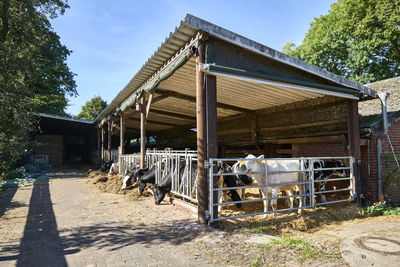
(207, 156, 354, 223)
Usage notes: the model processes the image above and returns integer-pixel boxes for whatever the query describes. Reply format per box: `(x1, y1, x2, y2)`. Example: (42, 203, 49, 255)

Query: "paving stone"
(0, 172, 215, 267)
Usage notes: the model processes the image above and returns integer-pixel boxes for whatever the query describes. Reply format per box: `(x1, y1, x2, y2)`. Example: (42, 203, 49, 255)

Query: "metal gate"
(207, 156, 354, 223)
(150, 149, 198, 202)
(120, 149, 198, 202)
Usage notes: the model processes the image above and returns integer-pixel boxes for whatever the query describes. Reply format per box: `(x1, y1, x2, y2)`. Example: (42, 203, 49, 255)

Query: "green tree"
(0, 0, 74, 174)
(283, 0, 400, 84)
(76, 96, 108, 121)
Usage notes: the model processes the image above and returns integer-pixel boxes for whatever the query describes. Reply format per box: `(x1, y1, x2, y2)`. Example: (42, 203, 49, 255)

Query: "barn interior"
(97, 14, 376, 160)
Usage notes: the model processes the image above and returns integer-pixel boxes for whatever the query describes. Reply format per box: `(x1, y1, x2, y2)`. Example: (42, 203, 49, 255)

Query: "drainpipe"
(377, 92, 389, 202)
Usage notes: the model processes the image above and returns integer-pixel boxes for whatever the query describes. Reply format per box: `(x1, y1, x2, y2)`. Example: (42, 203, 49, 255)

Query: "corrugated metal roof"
(96, 14, 378, 131)
(35, 113, 93, 124)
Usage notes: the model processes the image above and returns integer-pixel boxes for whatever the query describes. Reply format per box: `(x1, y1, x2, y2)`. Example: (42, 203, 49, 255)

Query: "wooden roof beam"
(150, 108, 196, 120)
(156, 88, 251, 113)
(127, 117, 181, 127)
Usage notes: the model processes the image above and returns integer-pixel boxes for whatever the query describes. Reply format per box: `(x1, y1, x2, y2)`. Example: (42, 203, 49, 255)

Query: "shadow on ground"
(59, 219, 203, 251)
(0, 188, 18, 218)
(0, 180, 73, 266)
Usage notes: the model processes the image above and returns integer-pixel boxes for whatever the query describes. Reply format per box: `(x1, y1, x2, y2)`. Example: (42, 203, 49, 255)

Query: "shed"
(359, 77, 400, 203)
(33, 113, 97, 167)
(95, 14, 378, 223)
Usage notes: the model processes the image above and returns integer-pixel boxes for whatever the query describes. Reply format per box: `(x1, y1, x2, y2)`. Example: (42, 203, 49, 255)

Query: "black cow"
(306, 159, 346, 202)
(217, 162, 246, 209)
(121, 168, 149, 190)
(231, 162, 256, 198)
(153, 170, 173, 204)
(137, 165, 158, 195)
(153, 161, 197, 204)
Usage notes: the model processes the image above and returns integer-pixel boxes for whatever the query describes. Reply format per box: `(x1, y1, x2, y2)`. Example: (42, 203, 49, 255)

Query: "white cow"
(238, 154, 303, 218)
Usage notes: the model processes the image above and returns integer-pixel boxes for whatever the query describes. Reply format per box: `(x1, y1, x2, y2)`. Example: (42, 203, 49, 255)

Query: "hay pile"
(216, 187, 362, 234)
(86, 169, 152, 201)
(218, 202, 362, 234)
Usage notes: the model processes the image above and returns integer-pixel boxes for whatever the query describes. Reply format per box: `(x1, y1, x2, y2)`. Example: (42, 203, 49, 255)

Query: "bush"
(362, 201, 400, 216)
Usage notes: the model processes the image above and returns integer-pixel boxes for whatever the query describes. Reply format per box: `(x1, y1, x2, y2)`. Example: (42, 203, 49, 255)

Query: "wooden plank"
(196, 38, 208, 225)
(150, 108, 196, 120)
(276, 149, 292, 155)
(145, 93, 153, 121)
(108, 121, 112, 161)
(150, 93, 172, 104)
(140, 96, 146, 168)
(272, 135, 345, 144)
(101, 127, 105, 162)
(127, 117, 181, 127)
(97, 128, 101, 164)
(347, 100, 361, 204)
(206, 74, 218, 221)
(258, 119, 347, 133)
(120, 112, 125, 155)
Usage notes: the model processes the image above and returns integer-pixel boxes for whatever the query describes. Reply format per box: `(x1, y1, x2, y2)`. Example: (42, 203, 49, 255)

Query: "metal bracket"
(204, 160, 210, 169)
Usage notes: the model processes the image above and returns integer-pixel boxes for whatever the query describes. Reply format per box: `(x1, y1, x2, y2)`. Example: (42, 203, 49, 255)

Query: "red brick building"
(359, 77, 400, 203)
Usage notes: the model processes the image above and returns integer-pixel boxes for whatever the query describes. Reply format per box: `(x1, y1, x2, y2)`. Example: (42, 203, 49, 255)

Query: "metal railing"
(119, 153, 141, 175)
(104, 149, 119, 163)
(118, 148, 198, 202)
(207, 156, 354, 223)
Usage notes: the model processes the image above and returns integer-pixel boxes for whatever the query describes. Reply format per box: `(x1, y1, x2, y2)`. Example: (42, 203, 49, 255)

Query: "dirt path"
(1, 169, 400, 267)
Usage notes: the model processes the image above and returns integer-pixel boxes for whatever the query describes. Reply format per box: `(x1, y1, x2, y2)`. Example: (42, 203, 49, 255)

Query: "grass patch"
(262, 236, 320, 260)
(251, 227, 269, 234)
(198, 240, 205, 244)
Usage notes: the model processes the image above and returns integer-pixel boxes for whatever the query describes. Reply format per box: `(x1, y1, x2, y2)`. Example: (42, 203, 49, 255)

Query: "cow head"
(137, 178, 146, 195)
(100, 161, 112, 171)
(153, 184, 167, 205)
(238, 154, 264, 173)
(121, 175, 131, 190)
(108, 163, 119, 176)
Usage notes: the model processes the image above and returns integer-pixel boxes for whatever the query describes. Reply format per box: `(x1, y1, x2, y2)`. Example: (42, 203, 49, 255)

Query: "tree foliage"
(283, 0, 400, 84)
(0, 0, 75, 173)
(76, 96, 108, 121)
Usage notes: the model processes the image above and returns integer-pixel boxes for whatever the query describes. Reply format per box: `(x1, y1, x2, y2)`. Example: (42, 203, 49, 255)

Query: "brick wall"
(361, 120, 400, 203)
(380, 121, 400, 202)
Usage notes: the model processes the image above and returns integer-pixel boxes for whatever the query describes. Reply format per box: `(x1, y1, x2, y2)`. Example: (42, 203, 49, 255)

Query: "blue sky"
(51, 0, 337, 115)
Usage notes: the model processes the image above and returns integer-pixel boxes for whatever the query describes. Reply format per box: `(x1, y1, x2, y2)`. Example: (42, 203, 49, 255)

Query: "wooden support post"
(108, 121, 112, 161)
(101, 126, 105, 162)
(347, 100, 361, 204)
(97, 128, 101, 165)
(140, 96, 146, 168)
(196, 34, 210, 224)
(206, 74, 218, 221)
(120, 112, 125, 155)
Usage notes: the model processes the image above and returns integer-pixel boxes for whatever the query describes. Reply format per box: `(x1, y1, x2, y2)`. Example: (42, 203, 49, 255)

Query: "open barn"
(95, 14, 379, 223)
